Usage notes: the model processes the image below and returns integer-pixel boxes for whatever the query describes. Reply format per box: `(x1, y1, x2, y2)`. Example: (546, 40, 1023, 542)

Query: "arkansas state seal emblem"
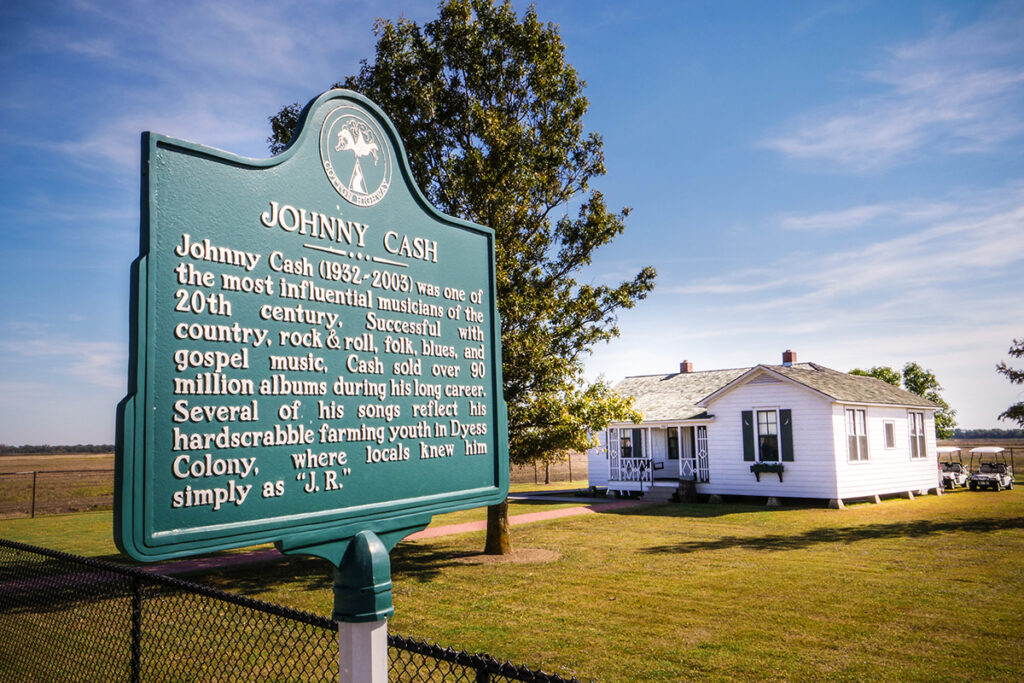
(320, 105, 392, 207)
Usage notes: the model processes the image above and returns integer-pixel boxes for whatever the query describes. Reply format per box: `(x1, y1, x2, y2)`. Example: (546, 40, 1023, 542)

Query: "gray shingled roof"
(613, 367, 750, 421)
(763, 363, 937, 408)
(614, 362, 935, 422)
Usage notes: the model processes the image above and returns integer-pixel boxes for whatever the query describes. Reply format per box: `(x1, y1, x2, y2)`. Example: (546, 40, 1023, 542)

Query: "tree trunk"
(484, 499, 512, 555)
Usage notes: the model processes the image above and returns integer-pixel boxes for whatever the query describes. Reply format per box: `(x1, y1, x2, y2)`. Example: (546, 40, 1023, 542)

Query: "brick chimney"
(679, 360, 694, 373)
(782, 349, 797, 366)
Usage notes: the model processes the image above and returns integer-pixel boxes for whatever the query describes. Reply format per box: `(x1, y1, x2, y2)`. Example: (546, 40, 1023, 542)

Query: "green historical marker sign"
(115, 90, 509, 585)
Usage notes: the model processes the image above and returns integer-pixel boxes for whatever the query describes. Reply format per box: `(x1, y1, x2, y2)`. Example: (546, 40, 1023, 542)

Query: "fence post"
(31, 471, 37, 518)
(476, 666, 491, 682)
(130, 576, 142, 683)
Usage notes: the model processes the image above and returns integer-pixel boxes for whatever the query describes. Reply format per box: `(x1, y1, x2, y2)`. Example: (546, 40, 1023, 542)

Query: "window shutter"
(780, 409, 794, 461)
(742, 410, 755, 461)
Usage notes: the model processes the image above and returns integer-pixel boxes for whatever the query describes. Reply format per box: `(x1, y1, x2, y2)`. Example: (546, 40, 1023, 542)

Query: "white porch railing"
(679, 457, 697, 480)
(614, 458, 653, 483)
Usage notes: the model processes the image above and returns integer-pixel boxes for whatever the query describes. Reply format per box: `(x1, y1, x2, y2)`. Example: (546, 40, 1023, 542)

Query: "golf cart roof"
(969, 446, 1005, 454)
(935, 446, 961, 454)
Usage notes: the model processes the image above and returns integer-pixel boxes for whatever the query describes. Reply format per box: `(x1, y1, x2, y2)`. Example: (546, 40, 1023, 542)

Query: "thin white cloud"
(588, 235, 1024, 428)
(660, 184, 1024, 347)
(10, 0, 427, 171)
(47, 99, 274, 170)
(779, 201, 958, 231)
(790, 2, 860, 35)
(0, 336, 126, 390)
(763, 5, 1024, 170)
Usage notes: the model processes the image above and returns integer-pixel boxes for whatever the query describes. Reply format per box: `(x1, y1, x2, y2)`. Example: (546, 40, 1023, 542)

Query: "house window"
(909, 412, 926, 459)
(619, 428, 644, 459)
(667, 428, 679, 460)
(883, 420, 896, 449)
(756, 409, 779, 462)
(846, 408, 868, 461)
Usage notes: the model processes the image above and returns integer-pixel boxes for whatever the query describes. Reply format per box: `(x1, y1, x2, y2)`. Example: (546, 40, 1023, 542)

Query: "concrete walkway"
(148, 496, 645, 576)
(406, 499, 642, 540)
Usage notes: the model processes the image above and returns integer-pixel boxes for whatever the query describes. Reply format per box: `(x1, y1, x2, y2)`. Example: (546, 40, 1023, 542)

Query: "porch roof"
(614, 367, 749, 422)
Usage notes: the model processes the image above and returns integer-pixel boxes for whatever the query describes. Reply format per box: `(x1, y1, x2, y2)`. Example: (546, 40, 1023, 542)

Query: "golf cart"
(967, 447, 1014, 491)
(936, 446, 969, 489)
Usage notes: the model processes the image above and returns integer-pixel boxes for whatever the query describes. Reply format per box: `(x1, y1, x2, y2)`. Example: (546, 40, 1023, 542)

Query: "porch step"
(642, 484, 678, 503)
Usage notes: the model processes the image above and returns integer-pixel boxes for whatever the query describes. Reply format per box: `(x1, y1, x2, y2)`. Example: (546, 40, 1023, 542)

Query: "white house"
(588, 351, 940, 506)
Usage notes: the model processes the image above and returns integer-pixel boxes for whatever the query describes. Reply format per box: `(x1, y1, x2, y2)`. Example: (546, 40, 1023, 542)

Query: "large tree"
(901, 362, 956, 438)
(996, 338, 1024, 426)
(269, 0, 655, 554)
(849, 362, 957, 438)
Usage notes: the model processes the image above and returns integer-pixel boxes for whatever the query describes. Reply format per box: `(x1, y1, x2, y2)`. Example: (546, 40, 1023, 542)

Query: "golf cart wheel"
(993, 481, 1001, 491)
(1008, 479, 1014, 490)
(969, 481, 977, 491)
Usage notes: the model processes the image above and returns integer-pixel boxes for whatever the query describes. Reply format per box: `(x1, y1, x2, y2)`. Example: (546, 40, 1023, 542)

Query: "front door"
(665, 427, 680, 479)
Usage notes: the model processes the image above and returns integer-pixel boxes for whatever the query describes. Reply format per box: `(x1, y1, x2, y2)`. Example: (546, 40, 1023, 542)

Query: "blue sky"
(1, 0, 1022, 445)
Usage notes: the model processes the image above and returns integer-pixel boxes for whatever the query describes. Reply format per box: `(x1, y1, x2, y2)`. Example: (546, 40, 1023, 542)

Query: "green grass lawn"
(3, 488, 1023, 681)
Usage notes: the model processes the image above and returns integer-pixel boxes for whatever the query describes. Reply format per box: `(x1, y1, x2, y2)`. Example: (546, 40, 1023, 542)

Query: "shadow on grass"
(186, 541, 481, 598)
(599, 501, 789, 519)
(190, 553, 334, 596)
(643, 516, 1024, 555)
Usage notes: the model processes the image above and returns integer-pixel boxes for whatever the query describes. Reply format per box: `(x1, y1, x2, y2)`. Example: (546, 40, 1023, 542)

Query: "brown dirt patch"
(453, 548, 560, 565)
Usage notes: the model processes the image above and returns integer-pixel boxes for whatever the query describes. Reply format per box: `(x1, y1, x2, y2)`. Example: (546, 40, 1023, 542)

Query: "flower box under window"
(750, 462, 785, 482)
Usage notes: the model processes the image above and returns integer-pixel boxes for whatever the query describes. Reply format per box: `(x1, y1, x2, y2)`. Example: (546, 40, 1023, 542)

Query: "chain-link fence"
(0, 539, 582, 682)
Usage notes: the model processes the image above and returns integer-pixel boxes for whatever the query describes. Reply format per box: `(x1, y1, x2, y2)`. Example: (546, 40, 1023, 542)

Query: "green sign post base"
(330, 530, 394, 683)
(277, 519, 421, 679)
(279, 527, 408, 680)
(274, 511, 432, 621)
(331, 530, 394, 622)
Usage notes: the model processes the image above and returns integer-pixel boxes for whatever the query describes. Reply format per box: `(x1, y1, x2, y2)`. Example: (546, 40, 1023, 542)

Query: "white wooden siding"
(701, 378, 839, 498)
(832, 405, 939, 498)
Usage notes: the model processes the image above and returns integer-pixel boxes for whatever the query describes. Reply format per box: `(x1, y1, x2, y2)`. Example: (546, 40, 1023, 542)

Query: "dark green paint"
(741, 410, 755, 462)
(115, 90, 509, 583)
(780, 408, 794, 462)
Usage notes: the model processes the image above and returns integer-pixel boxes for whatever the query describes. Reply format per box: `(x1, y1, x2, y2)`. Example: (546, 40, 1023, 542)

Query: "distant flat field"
(940, 439, 1024, 449)
(0, 453, 114, 474)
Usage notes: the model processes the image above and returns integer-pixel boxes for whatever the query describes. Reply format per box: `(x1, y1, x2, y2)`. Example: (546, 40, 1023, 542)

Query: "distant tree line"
(0, 444, 114, 455)
(951, 428, 1024, 439)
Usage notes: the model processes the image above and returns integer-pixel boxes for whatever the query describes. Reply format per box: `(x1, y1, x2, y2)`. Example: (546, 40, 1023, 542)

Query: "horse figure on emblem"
(335, 121, 380, 195)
